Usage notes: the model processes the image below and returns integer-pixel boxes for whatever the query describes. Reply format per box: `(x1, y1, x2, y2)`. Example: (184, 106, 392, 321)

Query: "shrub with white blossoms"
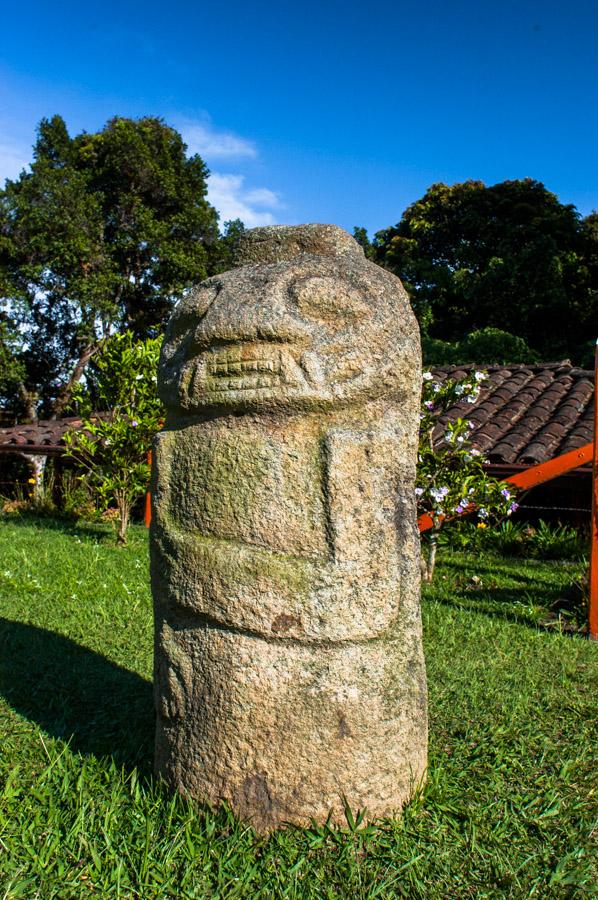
(417, 370, 518, 581)
(65, 332, 163, 544)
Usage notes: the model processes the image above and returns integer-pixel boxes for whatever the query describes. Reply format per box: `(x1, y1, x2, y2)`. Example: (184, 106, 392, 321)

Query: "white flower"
(471, 448, 481, 457)
(415, 487, 424, 496)
(474, 371, 488, 381)
(456, 435, 465, 443)
(433, 383, 441, 393)
(455, 385, 464, 395)
(422, 372, 433, 381)
(135, 374, 144, 381)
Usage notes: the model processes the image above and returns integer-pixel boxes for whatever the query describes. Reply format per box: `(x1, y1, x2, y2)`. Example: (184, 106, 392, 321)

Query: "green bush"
(441, 518, 587, 561)
(65, 332, 163, 543)
(422, 328, 537, 366)
(459, 328, 538, 364)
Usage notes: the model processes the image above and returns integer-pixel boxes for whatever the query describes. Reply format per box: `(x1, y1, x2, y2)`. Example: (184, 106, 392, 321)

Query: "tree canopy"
(372, 179, 598, 363)
(0, 115, 220, 419)
(421, 327, 538, 367)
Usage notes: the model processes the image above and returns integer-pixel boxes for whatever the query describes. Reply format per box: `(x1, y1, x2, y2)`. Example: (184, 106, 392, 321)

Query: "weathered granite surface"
(151, 224, 427, 831)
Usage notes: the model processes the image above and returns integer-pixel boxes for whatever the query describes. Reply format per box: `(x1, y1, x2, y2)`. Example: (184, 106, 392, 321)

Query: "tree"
(64, 332, 163, 544)
(0, 115, 220, 420)
(211, 218, 247, 272)
(579, 211, 598, 366)
(422, 328, 537, 366)
(373, 179, 597, 362)
(352, 226, 375, 259)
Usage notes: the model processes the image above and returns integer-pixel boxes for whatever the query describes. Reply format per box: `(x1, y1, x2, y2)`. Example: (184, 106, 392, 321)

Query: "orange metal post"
(145, 450, 152, 528)
(589, 341, 598, 640)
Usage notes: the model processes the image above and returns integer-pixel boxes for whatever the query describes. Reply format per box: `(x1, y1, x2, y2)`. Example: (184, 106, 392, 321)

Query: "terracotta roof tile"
(432, 361, 594, 466)
(0, 415, 105, 454)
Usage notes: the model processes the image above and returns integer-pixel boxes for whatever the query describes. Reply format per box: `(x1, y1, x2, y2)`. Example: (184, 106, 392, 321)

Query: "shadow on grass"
(426, 585, 587, 635)
(438, 554, 580, 587)
(0, 617, 154, 773)
(426, 546, 589, 634)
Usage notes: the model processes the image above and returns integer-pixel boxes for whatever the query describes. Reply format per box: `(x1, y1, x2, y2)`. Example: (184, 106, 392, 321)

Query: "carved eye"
(191, 281, 221, 321)
(291, 276, 370, 324)
(169, 282, 221, 342)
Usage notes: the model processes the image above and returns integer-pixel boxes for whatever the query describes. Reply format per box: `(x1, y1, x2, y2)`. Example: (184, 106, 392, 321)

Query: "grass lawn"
(0, 514, 596, 898)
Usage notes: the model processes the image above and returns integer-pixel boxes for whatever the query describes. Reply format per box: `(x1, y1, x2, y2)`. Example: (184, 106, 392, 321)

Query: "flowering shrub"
(64, 332, 163, 543)
(418, 370, 517, 581)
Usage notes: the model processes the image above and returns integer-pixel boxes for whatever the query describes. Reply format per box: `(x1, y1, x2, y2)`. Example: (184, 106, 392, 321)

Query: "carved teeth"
(208, 373, 278, 392)
(207, 349, 281, 380)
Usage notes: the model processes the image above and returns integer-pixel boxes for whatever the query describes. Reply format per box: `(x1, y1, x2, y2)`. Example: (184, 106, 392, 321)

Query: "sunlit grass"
(0, 514, 596, 898)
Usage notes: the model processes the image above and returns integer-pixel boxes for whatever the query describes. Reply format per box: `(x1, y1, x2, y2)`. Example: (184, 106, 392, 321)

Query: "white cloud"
(244, 187, 280, 206)
(0, 139, 29, 183)
(0, 115, 285, 231)
(208, 173, 282, 228)
(181, 121, 257, 161)
(177, 116, 284, 227)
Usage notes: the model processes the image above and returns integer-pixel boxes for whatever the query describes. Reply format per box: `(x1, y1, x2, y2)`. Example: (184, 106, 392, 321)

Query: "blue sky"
(1, 0, 597, 234)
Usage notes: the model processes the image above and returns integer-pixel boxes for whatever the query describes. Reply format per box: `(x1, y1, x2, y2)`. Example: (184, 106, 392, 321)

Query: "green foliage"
(422, 328, 537, 365)
(352, 226, 375, 259)
(418, 371, 515, 580)
(441, 518, 587, 561)
(459, 327, 538, 364)
(211, 218, 247, 272)
(64, 332, 163, 543)
(58, 470, 103, 522)
(0, 517, 596, 895)
(0, 115, 219, 418)
(420, 335, 459, 365)
(526, 519, 587, 561)
(422, 328, 538, 366)
(0, 321, 25, 406)
(374, 179, 598, 362)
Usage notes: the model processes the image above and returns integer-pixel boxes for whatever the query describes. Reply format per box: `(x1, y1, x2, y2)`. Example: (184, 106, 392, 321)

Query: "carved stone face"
(160, 254, 418, 413)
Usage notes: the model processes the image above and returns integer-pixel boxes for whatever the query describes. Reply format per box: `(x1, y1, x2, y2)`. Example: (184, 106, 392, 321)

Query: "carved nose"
(193, 296, 312, 348)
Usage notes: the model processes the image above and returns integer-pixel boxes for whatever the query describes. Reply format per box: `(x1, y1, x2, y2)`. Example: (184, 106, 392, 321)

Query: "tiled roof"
(0, 415, 104, 454)
(432, 362, 594, 465)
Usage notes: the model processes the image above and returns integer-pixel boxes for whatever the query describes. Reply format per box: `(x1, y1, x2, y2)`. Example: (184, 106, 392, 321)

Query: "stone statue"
(151, 224, 427, 831)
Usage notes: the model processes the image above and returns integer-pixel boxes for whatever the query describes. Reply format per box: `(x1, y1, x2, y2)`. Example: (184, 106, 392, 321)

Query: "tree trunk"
(29, 455, 47, 500)
(117, 499, 130, 545)
(51, 342, 100, 419)
(17, 383, 38, 423)
(421, 529, 439, 583)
